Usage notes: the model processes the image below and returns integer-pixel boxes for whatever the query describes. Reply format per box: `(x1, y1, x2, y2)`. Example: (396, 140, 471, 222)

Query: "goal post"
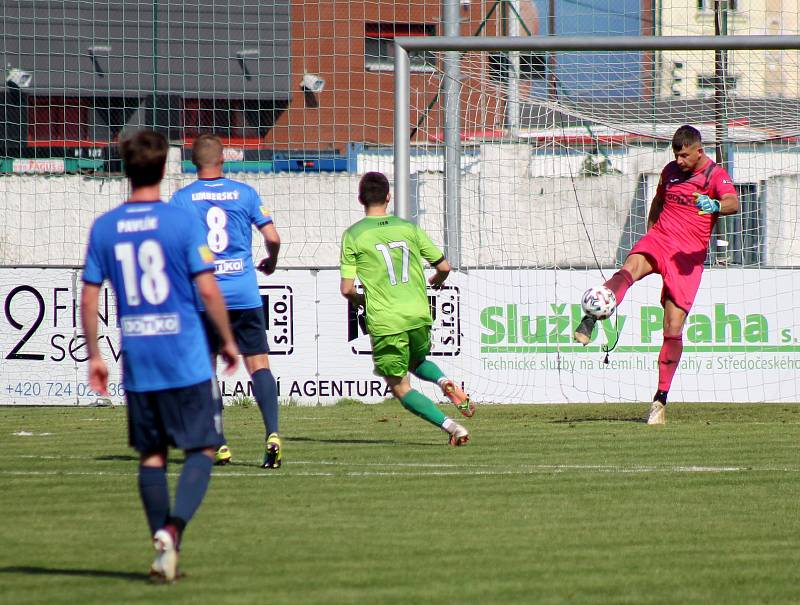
(392, 34, 800, 404)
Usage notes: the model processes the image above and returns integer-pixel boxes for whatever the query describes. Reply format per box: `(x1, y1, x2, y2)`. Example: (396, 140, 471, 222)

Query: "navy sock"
(251, 368, 279, 436)
(172, 451, 213, 527)
(138, 465, 170, 535)
(212, 384, 226, 441)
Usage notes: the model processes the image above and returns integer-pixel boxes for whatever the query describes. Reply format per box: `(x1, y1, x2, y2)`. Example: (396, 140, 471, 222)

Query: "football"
(581, 285, 617, 320)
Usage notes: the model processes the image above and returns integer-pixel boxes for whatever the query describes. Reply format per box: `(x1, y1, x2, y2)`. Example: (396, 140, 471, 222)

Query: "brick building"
(0, 1, 656, 163)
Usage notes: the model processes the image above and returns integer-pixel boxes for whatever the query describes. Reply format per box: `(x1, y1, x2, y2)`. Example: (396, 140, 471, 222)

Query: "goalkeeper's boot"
(573, 315, 597, 346)
(150, 525, 179, 583)
(214, 445, 232, 466)
(448, 423, 470, 447)
(263, 433, 282, 469)
(647, 390, 668, 425)
(442, 380, 475, 418)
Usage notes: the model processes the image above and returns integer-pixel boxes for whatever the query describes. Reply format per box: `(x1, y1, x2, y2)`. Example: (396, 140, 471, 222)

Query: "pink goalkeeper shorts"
(629, 230, 708, 313)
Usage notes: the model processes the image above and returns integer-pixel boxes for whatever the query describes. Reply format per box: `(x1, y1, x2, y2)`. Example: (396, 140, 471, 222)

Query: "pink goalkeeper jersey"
(652, 158, 736, 250)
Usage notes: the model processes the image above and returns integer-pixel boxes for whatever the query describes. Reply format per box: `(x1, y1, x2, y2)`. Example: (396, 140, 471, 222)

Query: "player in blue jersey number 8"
(170, 134, 283, 469)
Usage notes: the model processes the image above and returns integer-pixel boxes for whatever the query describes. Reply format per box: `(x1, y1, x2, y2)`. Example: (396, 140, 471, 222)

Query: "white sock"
(441, 417, 456, 433)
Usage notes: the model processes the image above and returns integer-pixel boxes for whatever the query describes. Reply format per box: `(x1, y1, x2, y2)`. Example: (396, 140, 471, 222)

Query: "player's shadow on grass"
(95, 454, 190, 464)
(95, 454, 139, 461)
(550, 416, 647, 424)
(290, 435, 440, 447)
(0, 565, 149, 582)
(93, 456, 267, 469)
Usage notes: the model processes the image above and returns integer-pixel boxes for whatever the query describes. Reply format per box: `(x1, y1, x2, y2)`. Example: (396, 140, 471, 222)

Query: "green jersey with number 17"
(340, 215, 445, 336)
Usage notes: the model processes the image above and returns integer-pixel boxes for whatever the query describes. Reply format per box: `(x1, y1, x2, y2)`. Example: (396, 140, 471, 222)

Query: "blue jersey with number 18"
(170, 177, 273, 309)
(82, 201, 216, 392)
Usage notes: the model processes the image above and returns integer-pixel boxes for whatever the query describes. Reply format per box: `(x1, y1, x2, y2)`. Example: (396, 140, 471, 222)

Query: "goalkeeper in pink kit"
(574, 125, 739, 424)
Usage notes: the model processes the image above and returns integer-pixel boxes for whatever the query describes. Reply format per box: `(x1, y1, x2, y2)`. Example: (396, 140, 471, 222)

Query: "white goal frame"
(392, 34, 800, 222)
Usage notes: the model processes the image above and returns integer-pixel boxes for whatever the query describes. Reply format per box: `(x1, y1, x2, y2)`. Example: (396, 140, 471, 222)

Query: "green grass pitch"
(1, 402, 799, 605)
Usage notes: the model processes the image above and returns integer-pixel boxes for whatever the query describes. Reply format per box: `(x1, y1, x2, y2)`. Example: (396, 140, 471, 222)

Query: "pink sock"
(658, 334, 683, 391)
(604, 269, 634, 306)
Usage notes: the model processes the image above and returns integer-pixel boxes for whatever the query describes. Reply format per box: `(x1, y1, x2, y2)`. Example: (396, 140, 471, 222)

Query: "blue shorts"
(203, 307, 270, 356)
(126, 379, 224, 453)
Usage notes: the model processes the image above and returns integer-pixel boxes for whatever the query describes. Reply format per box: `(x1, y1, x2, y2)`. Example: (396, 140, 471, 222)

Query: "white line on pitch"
(2, 465, 799, 478)
(6, 455, 632, 469)
(7, 454, 797, 473)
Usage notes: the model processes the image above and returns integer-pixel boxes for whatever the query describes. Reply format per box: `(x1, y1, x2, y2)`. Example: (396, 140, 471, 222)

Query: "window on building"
(364, 23, 436, 72)
(698, 0, 737, 11)
(27, 97, 145, 144)
(696, 74, 738, 98)
(182, 99, 232, 137)
(180, 98, 276, 139)
(520, 53, 547, 79)
(709, 183, 762, 266)
(28, 97, 89, 142)
(489, 52, 546, 84)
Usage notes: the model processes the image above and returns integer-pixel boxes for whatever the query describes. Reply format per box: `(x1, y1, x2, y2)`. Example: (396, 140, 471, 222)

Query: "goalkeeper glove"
(694, 193, 721, 215)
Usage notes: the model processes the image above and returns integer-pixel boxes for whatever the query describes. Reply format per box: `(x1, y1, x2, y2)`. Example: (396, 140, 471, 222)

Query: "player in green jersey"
(339, 172, 474, 445)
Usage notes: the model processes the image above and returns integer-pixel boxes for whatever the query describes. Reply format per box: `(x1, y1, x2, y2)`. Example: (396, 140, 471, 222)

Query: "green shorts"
(370, 325, 432, 378)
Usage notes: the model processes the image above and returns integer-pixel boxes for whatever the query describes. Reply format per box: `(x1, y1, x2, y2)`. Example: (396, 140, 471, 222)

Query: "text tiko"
(215, 258, 244, 274)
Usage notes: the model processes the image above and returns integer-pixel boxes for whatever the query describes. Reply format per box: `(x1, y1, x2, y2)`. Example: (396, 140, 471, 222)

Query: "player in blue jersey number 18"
(81, 129, 239, 582)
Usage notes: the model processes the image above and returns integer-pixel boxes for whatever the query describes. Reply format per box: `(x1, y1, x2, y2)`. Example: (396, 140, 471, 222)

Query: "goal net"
(401, 40, 800, 404)
(3, 1, 800, 405)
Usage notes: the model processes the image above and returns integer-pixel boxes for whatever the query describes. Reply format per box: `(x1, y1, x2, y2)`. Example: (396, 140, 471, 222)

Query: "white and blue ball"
(581, 285, 616, 320)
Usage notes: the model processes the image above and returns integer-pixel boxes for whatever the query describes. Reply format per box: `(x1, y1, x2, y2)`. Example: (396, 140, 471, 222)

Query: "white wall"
(2, 143, 800, 268)
(0, 172, 365, 267)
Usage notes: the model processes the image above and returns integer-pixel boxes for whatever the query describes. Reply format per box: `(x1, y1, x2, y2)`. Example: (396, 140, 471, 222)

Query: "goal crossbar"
(395, 34, 800, 53)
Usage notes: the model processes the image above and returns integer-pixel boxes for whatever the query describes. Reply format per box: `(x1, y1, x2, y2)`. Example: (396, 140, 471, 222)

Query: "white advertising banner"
(1, 267, 799, 405)
(454, 269, 800, 404)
